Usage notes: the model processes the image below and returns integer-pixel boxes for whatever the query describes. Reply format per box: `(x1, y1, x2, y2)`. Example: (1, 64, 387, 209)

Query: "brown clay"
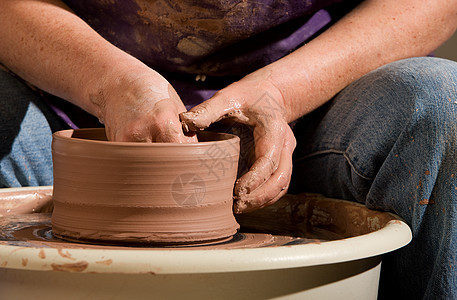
(0, 213, 318, 250)
(51, 128, 240, 245)
(237, 193, 397, 240)
(0, 188, 400, 250)
(0, 188, 53, 217)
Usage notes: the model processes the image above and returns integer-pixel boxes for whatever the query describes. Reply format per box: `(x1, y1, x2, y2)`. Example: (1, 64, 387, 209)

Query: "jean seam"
(294, 149, 374, 181)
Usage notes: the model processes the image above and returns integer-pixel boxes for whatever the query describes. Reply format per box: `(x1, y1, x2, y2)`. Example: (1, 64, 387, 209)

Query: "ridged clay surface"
(51, 128, 240, 244)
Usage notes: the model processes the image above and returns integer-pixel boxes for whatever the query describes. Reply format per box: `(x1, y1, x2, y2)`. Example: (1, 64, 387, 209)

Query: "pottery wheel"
(0, 187, 412, 278)
(0, 214, 323, 250)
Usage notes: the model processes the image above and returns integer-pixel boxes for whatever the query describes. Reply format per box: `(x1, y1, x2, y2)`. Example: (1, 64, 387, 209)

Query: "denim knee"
(366, 58, 457, 300)
(291, 57, 457, 218)
(291, 57, 457, 298)
(359, 58, 457, 217)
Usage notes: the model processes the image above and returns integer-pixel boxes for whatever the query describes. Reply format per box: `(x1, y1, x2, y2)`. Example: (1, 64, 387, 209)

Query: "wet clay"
(0, 187, 399, 250)
(51, 129, 240, 245)
(0, 188, 53, 217)
(237, 194, 398, 240)
(0, 213, 321, 250)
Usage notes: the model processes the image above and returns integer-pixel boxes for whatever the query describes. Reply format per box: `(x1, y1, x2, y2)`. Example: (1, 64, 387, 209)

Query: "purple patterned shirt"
(57, 0, 361, 127)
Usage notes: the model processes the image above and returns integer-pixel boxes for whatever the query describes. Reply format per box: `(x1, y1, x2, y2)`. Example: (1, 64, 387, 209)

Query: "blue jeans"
(0, 69, 67, 187)
(2, 57, 457, 298)
(290, 57, 457, 299)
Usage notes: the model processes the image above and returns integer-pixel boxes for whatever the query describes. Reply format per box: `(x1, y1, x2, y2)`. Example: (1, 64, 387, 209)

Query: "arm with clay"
(181, 0, 457, 212)
(0, 0, 196, 143)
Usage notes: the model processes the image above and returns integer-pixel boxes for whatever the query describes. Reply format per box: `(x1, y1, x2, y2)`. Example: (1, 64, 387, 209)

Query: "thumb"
(180, 91, 240, 132)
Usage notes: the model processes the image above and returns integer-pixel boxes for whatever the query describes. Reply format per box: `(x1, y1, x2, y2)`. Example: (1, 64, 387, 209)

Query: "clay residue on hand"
(179, 111, 206, 132)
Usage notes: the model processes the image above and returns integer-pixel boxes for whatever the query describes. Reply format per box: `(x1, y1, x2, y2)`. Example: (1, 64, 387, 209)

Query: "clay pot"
(51, 128, 240, 245)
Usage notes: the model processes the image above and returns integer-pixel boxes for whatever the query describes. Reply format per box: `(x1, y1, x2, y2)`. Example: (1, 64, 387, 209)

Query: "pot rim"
(53, 128, 240, 147)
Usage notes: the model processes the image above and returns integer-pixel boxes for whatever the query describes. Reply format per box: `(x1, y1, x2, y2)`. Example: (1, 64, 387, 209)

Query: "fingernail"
(181, 120, 190, 133)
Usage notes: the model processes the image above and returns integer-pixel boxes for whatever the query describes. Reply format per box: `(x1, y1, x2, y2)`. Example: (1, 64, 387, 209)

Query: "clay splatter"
(51, 261, 89, 272)
(95, 259, 113, 265)
(21, 258, 28, 266)
(58, 249, 75, 261)
(419, 199, 435, 205)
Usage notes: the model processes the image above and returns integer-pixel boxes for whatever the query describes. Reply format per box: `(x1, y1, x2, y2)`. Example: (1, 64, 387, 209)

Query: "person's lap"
(290, 56, 457, 299)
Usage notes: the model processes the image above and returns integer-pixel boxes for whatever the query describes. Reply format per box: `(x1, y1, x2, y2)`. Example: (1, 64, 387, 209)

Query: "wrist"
(87, 60, 168, 124)
(255, 64, 302, 123)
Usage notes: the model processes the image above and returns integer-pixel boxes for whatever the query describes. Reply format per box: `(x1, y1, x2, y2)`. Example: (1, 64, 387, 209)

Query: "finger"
(180, 90, 244, 132)
(154, 116, 198, 143)
(145, 98, 198, 143)
(234, 128, 296, 213)
(110, 110, 197, 143)
(234, 120, 284, 196)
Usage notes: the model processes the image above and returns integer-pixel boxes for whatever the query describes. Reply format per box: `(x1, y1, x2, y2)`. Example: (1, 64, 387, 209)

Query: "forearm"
(0, 0, 152, 119)
(266, 0, 457, 122)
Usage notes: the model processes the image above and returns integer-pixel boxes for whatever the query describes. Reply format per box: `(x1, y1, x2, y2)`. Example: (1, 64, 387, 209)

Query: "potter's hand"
(180, 71, 296, 213)
(96, 70, 197, 143)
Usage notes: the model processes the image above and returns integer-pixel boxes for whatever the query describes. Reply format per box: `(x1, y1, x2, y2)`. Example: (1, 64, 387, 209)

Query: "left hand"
(180, 70, 296, 213)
